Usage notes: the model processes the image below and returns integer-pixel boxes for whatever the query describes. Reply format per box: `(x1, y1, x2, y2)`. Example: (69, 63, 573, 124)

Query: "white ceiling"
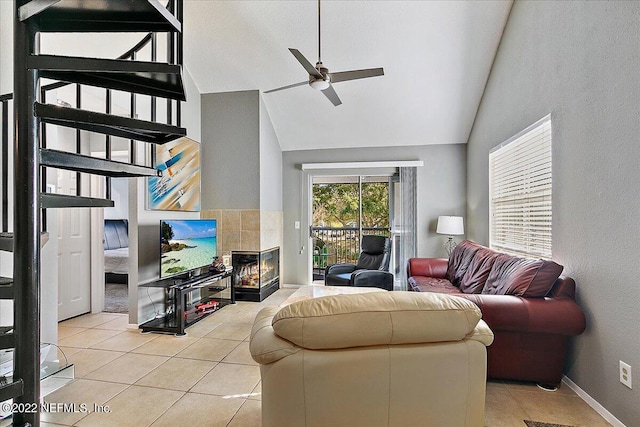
(183, 0, 512, 151)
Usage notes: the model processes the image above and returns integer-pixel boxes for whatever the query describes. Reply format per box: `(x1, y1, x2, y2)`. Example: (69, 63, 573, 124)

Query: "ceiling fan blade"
(330, 67, 384, 84)
(321, 84, 342, 106)
(264, 81, 308, 94)
(289, 48, 323, 79)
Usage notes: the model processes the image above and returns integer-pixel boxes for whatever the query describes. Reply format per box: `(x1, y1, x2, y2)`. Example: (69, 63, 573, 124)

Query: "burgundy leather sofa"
(408, 240, 586, 387)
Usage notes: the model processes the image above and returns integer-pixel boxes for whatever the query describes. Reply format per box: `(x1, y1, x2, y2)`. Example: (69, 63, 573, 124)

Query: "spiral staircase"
(0, 1, 187, 424)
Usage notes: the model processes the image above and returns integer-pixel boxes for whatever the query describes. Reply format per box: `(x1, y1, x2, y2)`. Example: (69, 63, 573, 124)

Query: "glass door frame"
(308, 173, 395, 283)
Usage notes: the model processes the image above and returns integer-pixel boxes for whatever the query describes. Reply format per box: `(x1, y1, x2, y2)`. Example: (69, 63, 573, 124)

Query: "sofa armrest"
(250, 307, 300, 365)
(459, 294, 586, 336)
(326, 263, 356, 275)
(407, 258, 448, 279)
(351, 270, 393, 290)
(548, 276, 576, 299)
(468, 319, 494, 346)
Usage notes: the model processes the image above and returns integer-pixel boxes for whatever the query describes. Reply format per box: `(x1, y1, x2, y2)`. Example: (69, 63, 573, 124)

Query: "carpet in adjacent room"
(104, 282, 128, 314)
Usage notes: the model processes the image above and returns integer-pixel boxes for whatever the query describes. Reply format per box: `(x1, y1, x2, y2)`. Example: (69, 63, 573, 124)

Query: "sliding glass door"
(311, 175, 391, 281)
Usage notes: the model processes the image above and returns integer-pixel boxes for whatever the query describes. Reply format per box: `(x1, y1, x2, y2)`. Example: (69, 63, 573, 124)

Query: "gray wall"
(259, 96, 282, 212)
(466, 1, 640, 425)
(132, 68, 201, 324)
(103, 178, 129, 220)
(282, 144, 466, 285)
(181, 66, 202, 144)
(200, 90, 260, 210)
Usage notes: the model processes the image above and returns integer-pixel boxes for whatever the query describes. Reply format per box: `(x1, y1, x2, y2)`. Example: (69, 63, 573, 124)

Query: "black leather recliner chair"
(324, 235, 393, 290)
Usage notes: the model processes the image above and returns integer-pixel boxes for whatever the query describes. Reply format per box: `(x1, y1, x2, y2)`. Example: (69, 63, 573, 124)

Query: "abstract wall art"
(147, 136, 201, 211)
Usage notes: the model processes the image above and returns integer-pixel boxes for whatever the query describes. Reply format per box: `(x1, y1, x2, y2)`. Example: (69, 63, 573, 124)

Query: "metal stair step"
(0, 233, 12, 252)
(41, 194, 114, 209)
(29, 55, 186, 101)
(19, 0, 181, 33)
(0, 327, 14, 350)
(0, 233, 48, 252)
(0, 277, 13, 299)
(40, 149, 160, 178)
(34, 103, 186, 145)
(0, 379, 23, 403)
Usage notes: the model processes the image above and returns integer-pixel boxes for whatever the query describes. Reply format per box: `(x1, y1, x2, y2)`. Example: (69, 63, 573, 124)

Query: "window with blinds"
(489, 115, 552, 259)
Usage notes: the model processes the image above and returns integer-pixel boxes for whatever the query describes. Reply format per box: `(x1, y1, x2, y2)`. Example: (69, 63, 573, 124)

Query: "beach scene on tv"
(161, 219, 217, 278)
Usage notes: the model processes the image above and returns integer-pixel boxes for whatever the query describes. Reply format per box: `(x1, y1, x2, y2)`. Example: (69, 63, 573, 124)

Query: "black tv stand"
(139, 268, 234, 336)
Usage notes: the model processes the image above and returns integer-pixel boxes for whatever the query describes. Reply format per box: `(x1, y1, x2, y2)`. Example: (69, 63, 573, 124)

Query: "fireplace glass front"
(232, 247, 280, 302)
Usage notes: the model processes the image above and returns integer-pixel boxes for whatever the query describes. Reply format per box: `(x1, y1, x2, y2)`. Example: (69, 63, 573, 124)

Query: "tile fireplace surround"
(201, 209, 283, 254)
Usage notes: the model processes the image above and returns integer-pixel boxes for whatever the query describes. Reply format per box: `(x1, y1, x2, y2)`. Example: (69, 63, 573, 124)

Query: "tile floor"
(26, 287, 611, 426)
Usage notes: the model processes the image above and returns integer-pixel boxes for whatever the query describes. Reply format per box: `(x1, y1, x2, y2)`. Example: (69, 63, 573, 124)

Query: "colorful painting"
(147, 137, 201, 211)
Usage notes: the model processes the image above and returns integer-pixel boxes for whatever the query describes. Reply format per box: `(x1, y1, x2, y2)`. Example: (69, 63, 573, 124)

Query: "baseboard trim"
(281, 283, 303, 289)
(562, 375, 626, 427)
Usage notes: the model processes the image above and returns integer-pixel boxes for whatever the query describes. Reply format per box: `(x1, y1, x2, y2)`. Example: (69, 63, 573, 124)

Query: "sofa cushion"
(272, 292, 482, 350)
(458, 247, 500, 294)
(446, 240, 482, 286)
(407, 258, 448, 278)
(482, 254, 563, 297)
(408, 276, 461, 294)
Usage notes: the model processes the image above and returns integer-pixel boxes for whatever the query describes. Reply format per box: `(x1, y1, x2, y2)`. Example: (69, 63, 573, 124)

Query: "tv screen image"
(160, 219, 217, 278)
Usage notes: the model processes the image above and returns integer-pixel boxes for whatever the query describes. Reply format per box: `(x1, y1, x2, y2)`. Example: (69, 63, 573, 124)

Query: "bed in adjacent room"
(104, 219, 129, 284)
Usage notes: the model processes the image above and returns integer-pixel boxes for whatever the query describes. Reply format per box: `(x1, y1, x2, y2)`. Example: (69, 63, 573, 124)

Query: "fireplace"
(232, 247, 280, 302)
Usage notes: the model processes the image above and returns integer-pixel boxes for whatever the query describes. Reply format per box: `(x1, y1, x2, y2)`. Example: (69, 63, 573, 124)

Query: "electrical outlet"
(620, 361, 632, 389)
(294, 221, 300, 229)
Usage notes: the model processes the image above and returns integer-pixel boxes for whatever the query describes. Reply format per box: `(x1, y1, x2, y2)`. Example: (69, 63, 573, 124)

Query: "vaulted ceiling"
(183, 0, 512, 151)
(0, 1, 513, 152)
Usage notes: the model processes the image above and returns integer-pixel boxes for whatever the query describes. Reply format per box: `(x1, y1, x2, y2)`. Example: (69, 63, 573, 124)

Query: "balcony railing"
(311, 226, 390, 278)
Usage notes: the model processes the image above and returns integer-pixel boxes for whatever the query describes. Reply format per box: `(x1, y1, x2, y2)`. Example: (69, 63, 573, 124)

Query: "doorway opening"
(100, 150, 131, 314)
(102, 182, 129, 314)
(310, 175, 391, 283)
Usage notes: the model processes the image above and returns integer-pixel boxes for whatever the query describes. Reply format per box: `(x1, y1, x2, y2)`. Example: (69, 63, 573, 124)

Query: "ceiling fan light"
(310, 78, 330, 91)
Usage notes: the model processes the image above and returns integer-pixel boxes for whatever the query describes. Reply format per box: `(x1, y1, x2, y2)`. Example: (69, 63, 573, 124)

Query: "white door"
(57, 168, 91, 321)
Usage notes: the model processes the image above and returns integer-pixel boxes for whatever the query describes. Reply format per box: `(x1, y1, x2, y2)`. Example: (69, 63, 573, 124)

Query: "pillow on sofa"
(458, 247, 500, 294)
(482, 254, 563, 297)
(446, 240, 482, 286)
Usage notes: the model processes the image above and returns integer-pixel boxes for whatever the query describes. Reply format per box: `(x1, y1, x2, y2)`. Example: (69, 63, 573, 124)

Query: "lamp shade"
(436, 216, 464, 235)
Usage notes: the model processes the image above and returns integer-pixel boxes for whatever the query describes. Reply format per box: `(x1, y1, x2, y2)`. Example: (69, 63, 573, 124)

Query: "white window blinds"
(489, 116, 552, 259)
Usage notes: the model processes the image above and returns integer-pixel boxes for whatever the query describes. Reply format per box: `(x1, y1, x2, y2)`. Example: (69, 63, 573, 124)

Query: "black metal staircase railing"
(1, 1, 186, 425)
(1, 6, 185, 231)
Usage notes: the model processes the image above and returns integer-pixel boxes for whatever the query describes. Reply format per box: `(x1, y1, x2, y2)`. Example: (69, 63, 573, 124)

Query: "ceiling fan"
(264, 0, 384, 106)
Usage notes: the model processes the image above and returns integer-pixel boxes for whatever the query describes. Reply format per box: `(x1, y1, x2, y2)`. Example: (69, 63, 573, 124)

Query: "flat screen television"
(160, 219, 217, 279)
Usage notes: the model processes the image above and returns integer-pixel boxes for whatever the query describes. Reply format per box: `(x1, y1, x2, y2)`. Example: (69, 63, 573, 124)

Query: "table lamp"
(436, 216, 464, 257)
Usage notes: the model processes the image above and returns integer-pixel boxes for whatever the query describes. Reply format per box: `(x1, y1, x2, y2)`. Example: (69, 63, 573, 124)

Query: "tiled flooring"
(33, 288, 610, 427)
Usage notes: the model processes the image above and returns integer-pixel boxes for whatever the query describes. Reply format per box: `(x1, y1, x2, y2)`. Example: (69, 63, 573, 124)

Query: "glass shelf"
(139, 269, 234, 335)
(1, 345, 75, 420)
